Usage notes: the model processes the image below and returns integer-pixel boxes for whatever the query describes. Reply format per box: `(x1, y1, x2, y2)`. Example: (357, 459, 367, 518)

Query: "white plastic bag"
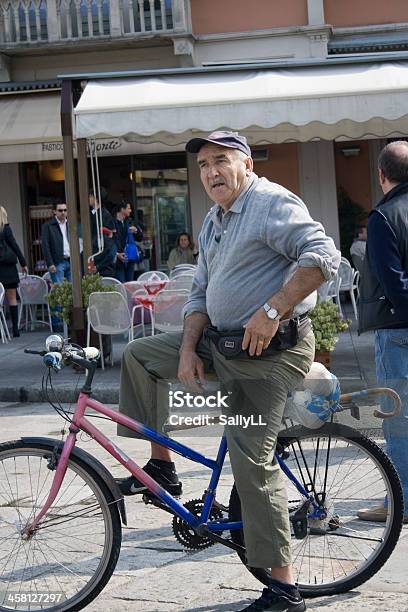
(284, 362, 341, 429)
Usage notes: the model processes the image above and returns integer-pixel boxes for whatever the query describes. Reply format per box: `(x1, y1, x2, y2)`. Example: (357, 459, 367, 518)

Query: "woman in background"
(0, 206, 28, 337)
(167, 232, 198, 271)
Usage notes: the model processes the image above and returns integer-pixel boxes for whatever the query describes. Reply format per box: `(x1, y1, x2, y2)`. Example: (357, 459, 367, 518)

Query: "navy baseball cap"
(185, 130, 251, 156)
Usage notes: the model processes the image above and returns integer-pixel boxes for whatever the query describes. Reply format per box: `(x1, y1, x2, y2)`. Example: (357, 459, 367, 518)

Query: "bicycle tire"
(228, 423, 404, 597)
(0, 440, 122, 612)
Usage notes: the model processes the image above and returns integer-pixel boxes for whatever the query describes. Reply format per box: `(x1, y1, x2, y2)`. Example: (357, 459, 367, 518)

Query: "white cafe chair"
(318, 275, 343, 317)
(169, 264, 197, 278)
(338, 260, 359, 320)
(100, 276, 128, 301)
(18, 275, 52, 331)
(167, 274, 194, 292)
(138, 270, 169, 283)
(123, 281, 145, 310)
(150, 289, 190, 335)
(86, 291, 143, 369)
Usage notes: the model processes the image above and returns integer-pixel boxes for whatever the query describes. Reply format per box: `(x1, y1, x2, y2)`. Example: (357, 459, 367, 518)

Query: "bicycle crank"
(172, 498, 223, 550)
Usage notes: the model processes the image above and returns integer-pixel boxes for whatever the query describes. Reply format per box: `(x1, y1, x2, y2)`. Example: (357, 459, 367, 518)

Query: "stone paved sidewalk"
(0, 304, 376, 404)
(0, 402, 406, 612)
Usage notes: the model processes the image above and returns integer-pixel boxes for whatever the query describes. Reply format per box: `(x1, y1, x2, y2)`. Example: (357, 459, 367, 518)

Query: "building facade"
(1, 0, 408, 269)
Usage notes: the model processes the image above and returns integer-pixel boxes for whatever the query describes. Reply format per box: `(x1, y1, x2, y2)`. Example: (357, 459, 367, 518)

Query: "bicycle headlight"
(45, 334, 64, 353)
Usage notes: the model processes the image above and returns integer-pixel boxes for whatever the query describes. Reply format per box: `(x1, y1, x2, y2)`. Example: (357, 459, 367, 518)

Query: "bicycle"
(0, 335, 404, 611)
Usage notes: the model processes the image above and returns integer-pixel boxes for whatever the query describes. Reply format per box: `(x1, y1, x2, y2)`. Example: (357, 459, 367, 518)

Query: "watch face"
(264, 303, 278, 319)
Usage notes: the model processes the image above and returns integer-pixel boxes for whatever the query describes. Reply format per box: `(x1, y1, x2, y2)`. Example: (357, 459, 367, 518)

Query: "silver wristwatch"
(263, 303, 281, 320)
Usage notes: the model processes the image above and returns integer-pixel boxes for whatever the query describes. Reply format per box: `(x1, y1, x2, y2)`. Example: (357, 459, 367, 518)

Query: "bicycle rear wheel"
(0, 440, 122, 612)
(228, 423, 404, 597)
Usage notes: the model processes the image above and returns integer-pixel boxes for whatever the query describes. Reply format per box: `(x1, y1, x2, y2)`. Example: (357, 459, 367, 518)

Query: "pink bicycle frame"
(25, 391, 219, 533)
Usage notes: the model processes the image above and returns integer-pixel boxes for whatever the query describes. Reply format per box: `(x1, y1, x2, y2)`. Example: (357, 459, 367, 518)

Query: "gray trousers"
(118, 330, 315, 567)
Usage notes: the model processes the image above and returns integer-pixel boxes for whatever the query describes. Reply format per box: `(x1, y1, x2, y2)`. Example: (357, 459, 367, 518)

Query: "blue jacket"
(359, 181, 408, 332)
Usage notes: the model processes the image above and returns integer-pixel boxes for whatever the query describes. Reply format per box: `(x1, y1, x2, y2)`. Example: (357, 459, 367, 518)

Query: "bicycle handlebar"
(340, 387, 401, 419)
(24, 345, 99, 372)
(69, 353, 97, 371)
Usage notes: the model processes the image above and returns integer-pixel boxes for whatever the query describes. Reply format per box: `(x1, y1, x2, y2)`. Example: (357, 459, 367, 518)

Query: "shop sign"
(0, 138, 124, 163)
(0, 137, 182, 163)
(41, 139, 122, 154)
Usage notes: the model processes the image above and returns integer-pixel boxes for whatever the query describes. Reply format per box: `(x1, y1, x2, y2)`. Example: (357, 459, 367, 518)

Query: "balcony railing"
(0, 0, 189, 44)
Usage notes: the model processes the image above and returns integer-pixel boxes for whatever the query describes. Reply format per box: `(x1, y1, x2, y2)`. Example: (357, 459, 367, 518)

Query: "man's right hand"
(49, 265, 56, 273)
(178, 350, 205, 392)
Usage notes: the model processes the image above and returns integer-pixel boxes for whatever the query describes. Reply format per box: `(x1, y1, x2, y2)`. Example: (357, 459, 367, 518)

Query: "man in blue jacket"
(358, 140, 408, 523)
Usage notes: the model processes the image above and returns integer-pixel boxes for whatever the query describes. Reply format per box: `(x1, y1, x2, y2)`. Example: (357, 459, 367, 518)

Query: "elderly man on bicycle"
(117, 131, 340, 612)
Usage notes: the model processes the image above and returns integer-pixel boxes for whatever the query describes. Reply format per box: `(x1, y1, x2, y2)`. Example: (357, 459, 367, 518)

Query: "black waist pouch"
(204, 317, 311, 360)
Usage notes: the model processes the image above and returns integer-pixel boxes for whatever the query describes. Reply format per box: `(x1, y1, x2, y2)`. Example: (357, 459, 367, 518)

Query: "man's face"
(89, 195, 99, 209)
(197, 143, 253, 209)
(124, 204, 132, 218)
(55, 204, 67, 222)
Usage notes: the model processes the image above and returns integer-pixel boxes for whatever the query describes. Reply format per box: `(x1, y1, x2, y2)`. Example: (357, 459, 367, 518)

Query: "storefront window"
(22, 152, 190, 273)
(23, 160, 66, 272)
(131, 153, 190, 270)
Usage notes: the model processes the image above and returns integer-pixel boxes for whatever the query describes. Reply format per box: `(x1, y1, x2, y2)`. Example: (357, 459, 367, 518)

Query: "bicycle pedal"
(213, 499, 228, 513)
(142, 491, 181, 507)
(292, 517, 308, 539)
(142, 491, 166, 505)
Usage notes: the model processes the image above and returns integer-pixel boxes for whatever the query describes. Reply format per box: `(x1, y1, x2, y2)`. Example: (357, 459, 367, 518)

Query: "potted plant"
(48, 273, 115, 358)
(309, 300, 350, 370)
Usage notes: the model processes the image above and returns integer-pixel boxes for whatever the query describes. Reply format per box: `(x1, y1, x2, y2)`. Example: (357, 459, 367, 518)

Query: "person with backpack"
(114, 202, 143, 282)
(0, 206, 28, 337)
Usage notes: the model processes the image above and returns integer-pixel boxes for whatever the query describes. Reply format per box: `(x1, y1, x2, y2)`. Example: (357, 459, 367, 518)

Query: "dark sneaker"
(116, 460, 182, 497)
(239, 583, 305, 612)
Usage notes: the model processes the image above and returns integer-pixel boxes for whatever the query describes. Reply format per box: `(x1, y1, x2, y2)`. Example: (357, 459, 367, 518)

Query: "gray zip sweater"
(183, 173, 340, 331)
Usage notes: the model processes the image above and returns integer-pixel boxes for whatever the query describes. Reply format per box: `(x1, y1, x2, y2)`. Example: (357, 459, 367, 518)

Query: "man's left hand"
(242, 308, 280, 356)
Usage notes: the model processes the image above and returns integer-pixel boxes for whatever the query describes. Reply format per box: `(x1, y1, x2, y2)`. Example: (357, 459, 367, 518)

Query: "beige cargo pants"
(118, 330, 315, 568)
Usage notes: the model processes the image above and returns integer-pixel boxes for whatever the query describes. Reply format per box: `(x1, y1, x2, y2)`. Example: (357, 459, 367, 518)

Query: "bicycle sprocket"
(172, 498, 223, 550)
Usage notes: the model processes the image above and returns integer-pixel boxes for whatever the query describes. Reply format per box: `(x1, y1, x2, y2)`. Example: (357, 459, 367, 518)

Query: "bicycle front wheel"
(229, 423, 404, 597)
(0, 440, 122, 612)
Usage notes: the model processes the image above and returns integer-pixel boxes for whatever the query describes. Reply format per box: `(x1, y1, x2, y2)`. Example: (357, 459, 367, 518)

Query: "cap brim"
(185, 137, 241, 154)
(185, 137, 212, 153)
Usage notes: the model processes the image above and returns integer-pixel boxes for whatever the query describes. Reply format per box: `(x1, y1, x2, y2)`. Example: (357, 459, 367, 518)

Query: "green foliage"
(47, 273, 112, 324)
(337, 187, 367, 264)
(309, 300, 350, 352)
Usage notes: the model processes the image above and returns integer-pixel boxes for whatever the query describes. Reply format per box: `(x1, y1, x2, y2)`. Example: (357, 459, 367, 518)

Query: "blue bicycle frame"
(67, 392, 323, 538)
